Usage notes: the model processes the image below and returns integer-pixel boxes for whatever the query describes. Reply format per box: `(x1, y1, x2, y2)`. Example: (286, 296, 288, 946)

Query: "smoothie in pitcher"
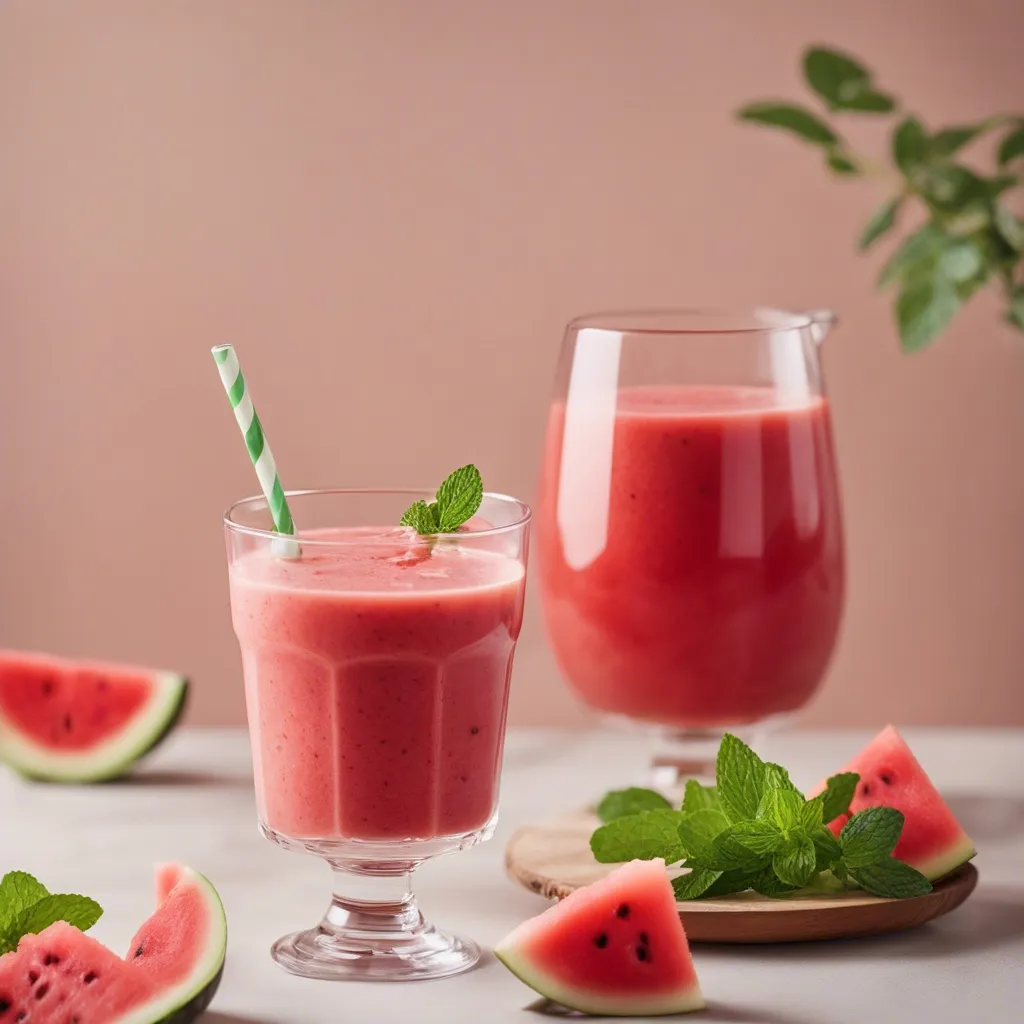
(229, 528, 526, 842)
(539, 384, 844, 727)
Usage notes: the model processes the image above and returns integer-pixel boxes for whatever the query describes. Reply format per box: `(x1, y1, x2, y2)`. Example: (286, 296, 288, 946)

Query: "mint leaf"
(750, 866, 798, 898)
(672, 868, 722, 901)
(590, 809, 685, 865)
(812, 826, 844, 871)
(682, 780, 719, 814)
(0, 872, 49, 937)
(711, 830, 772, 872)
(434, 464, 483, 532)
(799, 795, 825, 831)
(700, 868, 764, 898)
(13, 895, 102, 944)
(773, 832, 817, 888)
(848, 858, 932, 899)
(716, 734, 767, 823)
(596, 787, 671, 823)
(759, 787, 804, 830)
(716, 820, 785, 857)
(840, 806, 904, 867)
(763, 763, 801, 795)
(677, 809, 730, 860)
(820, 772, 860, 822)
(399, 500, 439, 534)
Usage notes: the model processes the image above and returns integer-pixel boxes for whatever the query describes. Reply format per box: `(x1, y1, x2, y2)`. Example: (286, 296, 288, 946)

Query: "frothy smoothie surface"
(229, 528, 525, 842)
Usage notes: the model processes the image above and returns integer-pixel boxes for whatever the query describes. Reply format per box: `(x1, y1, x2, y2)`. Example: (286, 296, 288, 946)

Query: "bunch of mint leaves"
(400, 464, 484, 536)
(590, 734, 932, 901)
(0, 870, 103, 955)
(738, 46, 1023, 350)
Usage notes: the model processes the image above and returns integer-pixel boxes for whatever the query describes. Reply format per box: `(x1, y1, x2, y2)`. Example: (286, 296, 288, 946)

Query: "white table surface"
(2, 727, 1021, 1023)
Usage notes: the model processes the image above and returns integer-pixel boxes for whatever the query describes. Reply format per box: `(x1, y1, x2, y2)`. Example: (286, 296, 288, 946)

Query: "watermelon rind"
(0, 671, 188, 783)
(916, 834, 977, 883)
(494, 943, 705, 1017)
(115, 867, 228, 1024)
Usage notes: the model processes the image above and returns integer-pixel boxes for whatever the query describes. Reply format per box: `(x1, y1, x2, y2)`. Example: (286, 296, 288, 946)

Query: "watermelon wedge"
(0, 651, 187, 782)
(818, 725, 976, 881)
(0, 864, 226, 1024)
(495, 859, 704, 1017)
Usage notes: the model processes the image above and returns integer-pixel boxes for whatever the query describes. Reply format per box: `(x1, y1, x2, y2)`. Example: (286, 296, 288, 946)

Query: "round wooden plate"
(505, 810, 978, 943)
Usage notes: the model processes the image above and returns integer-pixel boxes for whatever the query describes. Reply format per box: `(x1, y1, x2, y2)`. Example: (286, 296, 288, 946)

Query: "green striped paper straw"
(212, 344, 299, 557)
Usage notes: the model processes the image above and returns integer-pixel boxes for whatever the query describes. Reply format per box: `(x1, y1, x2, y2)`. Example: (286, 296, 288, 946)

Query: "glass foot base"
(271, 923, 480, 982)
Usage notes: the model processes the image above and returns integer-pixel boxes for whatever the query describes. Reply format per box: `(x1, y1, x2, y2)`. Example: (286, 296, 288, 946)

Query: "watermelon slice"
(819, 725, 976, 881)
(0, 863, 227, 1024)
(0, 651, 187, 782)
(495, 859, 704, 1017)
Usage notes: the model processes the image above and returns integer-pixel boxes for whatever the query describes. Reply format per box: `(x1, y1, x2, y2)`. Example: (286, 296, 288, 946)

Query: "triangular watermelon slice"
(0, 863, 226, 1024)
(0, 651, 187, 782)
(818, 725, 975, 881)
(495, 859, 704, 1016)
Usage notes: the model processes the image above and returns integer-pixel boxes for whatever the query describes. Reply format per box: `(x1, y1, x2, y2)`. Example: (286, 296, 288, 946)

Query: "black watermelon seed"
(594, 933, 608, 949)
(470, 726, 479, 735)
(636, 946, 649, 962)
(63, 715, 72, 732)
(16, 1013, 26, 1022)
(27, 972, 38, 985)
(616, 903, 630, 919)
(639, 931, 649, 945)
(0, 997, 9, 1015)
(83, 972, 97, 985)
(134, 945, 144, 959)
(34, 983, 49, 1000)
(43, 954, 59, 966)
(880, 774, 893, 785)
(861, 783, 871, 797)
(41, 680, 53, 696)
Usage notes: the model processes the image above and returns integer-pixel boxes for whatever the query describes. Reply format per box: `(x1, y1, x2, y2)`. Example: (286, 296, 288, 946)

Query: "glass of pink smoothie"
(224, 487, 530, 981)
(538, 309, 844, 784)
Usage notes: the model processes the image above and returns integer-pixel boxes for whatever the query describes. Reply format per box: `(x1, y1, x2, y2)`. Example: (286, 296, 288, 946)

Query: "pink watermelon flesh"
(819, 725, 975, 881)
(0, 865, 225, 1024)
(495, 859, 704, 1016)
(0, 652, 187, 782)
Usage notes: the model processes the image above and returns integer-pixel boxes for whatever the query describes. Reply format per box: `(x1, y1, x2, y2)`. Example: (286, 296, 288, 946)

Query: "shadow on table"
(110, 769, 254, 788)
(698, 887, 1024, 963)
(943, 792, 1024, 842)
(527, 998, 819, 1022)
(202, 1014, 279, 1024)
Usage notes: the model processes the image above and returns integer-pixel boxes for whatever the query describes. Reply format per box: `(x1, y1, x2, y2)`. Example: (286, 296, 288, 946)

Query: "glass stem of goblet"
(322, 860, 424, 944)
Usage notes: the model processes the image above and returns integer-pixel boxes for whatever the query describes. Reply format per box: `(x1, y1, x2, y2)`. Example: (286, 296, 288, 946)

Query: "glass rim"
(567, 306, 818, 336)
(223, 487, 532, 545)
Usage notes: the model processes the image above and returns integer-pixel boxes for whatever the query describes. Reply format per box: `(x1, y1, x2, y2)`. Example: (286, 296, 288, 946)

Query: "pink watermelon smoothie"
(229, 528, 526, 842)
(539, 385, 844, 727)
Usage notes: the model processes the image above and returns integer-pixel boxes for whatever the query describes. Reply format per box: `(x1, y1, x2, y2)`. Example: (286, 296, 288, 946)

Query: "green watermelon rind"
(916, 834, 977, 883)
(494, 944, 705, 1017)
(115, 867, 228, 1024)
(0, 671, 188, 783)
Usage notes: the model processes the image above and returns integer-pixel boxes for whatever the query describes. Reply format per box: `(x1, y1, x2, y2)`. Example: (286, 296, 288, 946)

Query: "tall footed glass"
(224, 488, 530, 981)
(537, 309, 844, 788)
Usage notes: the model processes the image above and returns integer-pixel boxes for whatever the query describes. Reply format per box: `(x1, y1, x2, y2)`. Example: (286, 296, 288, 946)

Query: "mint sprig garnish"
(589, 733, 934, 902)
(400, 464, 484, 535)
(0, 870, 103, 954)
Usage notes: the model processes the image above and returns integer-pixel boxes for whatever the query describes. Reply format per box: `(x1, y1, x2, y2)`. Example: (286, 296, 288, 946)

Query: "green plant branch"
(737, 45, 1024, 349)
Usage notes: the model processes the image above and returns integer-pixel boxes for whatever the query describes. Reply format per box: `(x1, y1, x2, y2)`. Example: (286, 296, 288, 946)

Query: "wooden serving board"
(505, 810, 978, 943)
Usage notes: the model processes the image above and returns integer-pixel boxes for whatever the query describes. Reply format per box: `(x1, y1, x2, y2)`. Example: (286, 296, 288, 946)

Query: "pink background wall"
(1, 0, 1022, 729)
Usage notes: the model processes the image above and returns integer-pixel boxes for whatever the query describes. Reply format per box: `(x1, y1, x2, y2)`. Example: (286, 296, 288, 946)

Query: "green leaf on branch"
(773, 833, 817, 888)
(682, 780, 720, 815)
(802, 47, 894, 113)
(859, 197, 902, 250)
(820, 772, 860, 823)
(590, 810, 685, 865)
(812, 826, 844, 871)
(839, 806, 904, 867)
(716, 733, 768, 823)
(738, 102, 838, 146)
(892, 116, 929, 174)
(848, 859, 932, 899)
(897, 275, 962, 351)
(938, 239, 987, 283)
(931, 120, 998, 157)
(596, 788, 672, 823)
(826, 151, 860, 175)
(677, 809, 731, 861)
(1006, 287, 1024, 330)
(997, 126, 1024, 165)
(878, 224, 950, 288)
(994, 203, 1024, 251)
(672, 868, 722, 901)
